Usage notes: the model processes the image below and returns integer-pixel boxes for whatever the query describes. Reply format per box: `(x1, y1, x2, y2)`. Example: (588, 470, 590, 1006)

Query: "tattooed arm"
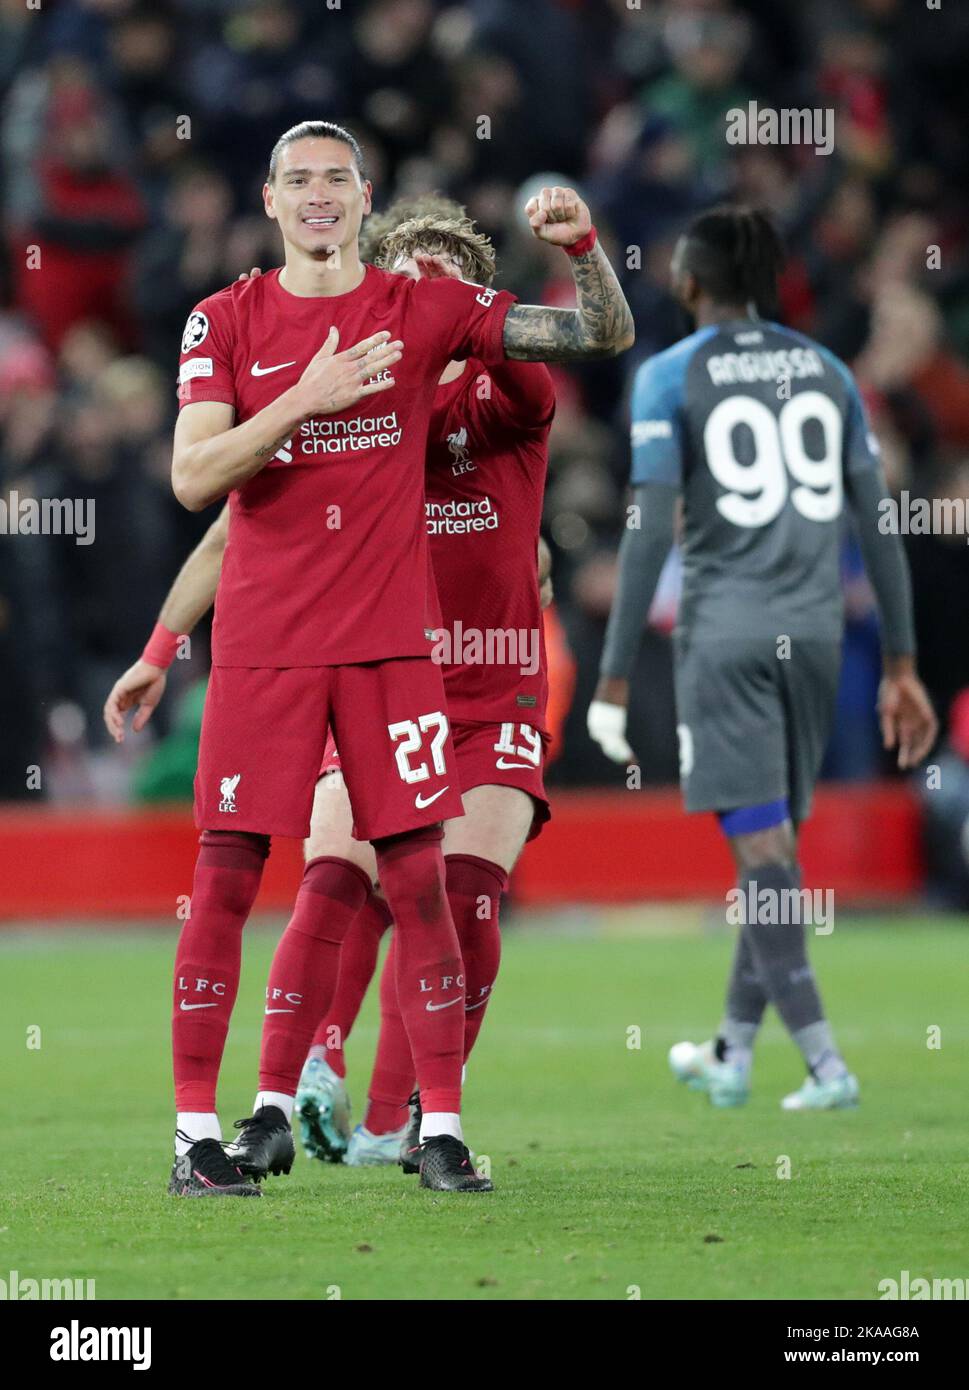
(503, 186, 635, 363)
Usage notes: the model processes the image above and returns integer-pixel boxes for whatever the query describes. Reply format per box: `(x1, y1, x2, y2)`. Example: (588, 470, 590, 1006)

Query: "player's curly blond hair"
(362, 194, 496, 287)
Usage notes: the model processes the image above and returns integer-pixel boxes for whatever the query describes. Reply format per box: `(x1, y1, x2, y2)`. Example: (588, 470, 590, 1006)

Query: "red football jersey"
(177, 267, 513, 666)
(425, 358, 554, 732)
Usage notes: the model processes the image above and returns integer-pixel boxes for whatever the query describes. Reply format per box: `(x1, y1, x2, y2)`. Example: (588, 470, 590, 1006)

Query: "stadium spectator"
(5, 57, 146, 350)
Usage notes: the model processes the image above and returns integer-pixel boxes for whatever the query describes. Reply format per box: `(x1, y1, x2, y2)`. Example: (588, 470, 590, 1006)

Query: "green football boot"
(781, 1071, 859, 1111)
(294, 1055, 351, 1162)
(668, 1039, 750, 1108)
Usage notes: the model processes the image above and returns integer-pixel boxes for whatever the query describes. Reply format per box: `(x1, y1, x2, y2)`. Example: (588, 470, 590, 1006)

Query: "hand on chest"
(237, 314, 421, 468)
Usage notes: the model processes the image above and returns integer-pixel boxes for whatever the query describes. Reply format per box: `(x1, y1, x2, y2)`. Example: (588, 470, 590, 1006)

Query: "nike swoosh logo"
(251, 360, 296, 376)
(465, 997, 490, 1011)
(179, 1001, 218, 1011)
(264, 1008, 294, 1014)
(415, 786, 449, 809)
(496, 758, 534, 769)
(425, 995, 463, 1012)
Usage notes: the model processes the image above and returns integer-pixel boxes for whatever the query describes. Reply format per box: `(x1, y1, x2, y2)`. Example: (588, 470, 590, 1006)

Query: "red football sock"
(373, 826, 464, 1115)
(312, 891, 392, 1079)
(258, 856, 371, 1096)
(365, 933, 415, 1134)
(173, 830, 270, 1112)
(445, 854, 507, 1062)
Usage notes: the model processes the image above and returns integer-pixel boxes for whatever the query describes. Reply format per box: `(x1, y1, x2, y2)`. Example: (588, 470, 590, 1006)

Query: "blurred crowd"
(2, 0, 969, 812)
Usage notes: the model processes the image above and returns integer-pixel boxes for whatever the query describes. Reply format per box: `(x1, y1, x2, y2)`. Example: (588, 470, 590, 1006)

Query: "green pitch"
(3, 914, 968, 1300)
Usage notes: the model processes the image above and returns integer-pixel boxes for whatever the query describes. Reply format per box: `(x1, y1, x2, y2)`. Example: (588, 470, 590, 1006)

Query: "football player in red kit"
(114, 121, 633, 1194)
(294, 206, 555, 1168)
(233, 203, 556, 1171)
(229, 203, 556, 1168)
(108, 202, 556, 1178)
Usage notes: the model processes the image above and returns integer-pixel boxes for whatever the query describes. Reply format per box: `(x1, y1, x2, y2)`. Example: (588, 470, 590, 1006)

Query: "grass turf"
(2, 915, 968, 1301)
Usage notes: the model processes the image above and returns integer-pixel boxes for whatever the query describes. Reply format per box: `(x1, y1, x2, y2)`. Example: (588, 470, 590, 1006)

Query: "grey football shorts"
(672, 633, 842, 826)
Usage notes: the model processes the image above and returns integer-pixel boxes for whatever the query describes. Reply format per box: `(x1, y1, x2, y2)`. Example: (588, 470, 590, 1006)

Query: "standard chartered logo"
(425, 495, 499, 535)
(299, 413, 401, 454)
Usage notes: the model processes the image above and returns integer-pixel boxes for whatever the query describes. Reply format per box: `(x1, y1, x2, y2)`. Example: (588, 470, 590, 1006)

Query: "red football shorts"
(319, 717, 550, 841)
(195, 658, 464, 841)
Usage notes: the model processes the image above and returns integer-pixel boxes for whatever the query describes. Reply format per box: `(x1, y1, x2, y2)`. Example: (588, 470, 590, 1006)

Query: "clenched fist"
(524, 185, 593, 249)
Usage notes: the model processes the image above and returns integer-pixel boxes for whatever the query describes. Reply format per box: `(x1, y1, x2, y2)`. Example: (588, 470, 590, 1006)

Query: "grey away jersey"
(630, 319, 881, 641)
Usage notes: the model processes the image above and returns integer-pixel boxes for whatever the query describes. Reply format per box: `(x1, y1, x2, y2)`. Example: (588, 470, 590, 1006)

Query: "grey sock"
(793, 1020, 847, 1081)
(718, 932, 767, 1066)
(740, 863, 832, 1059)
(717, 1021, 757, 1066)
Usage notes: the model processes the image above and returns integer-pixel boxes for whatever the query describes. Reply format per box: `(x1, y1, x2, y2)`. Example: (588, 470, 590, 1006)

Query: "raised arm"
(172, 327, 403, 511)
(502, 186, 634, 363)
(103, 506, 230, 742)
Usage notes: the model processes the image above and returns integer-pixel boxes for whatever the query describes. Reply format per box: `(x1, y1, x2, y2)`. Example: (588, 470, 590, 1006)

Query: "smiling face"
(263, 137, 372, 259)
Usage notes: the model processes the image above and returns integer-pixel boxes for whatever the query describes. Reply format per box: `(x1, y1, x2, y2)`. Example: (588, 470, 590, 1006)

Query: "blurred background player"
(588, 206, 937, 1111)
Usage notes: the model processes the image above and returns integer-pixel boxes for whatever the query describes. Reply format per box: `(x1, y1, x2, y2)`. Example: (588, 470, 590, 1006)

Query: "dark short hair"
(680, 205, 785, 314)
(268, 121, 367, 183)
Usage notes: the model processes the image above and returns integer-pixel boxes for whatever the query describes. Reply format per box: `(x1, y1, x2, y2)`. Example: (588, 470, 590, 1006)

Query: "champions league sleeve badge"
(181, 311, 210, 354)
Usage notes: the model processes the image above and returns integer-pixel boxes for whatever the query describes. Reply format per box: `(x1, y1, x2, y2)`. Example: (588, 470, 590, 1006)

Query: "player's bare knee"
(302, 772, 374, 878)
(303, 820, 350, 860)
(302, 826, 377, 880)
(443, 784, 534, 874)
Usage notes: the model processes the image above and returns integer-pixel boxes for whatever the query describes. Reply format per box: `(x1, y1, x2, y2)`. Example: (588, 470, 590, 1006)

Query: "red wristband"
(563, 226, 598, 258)
(142, 622, 181, 670)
